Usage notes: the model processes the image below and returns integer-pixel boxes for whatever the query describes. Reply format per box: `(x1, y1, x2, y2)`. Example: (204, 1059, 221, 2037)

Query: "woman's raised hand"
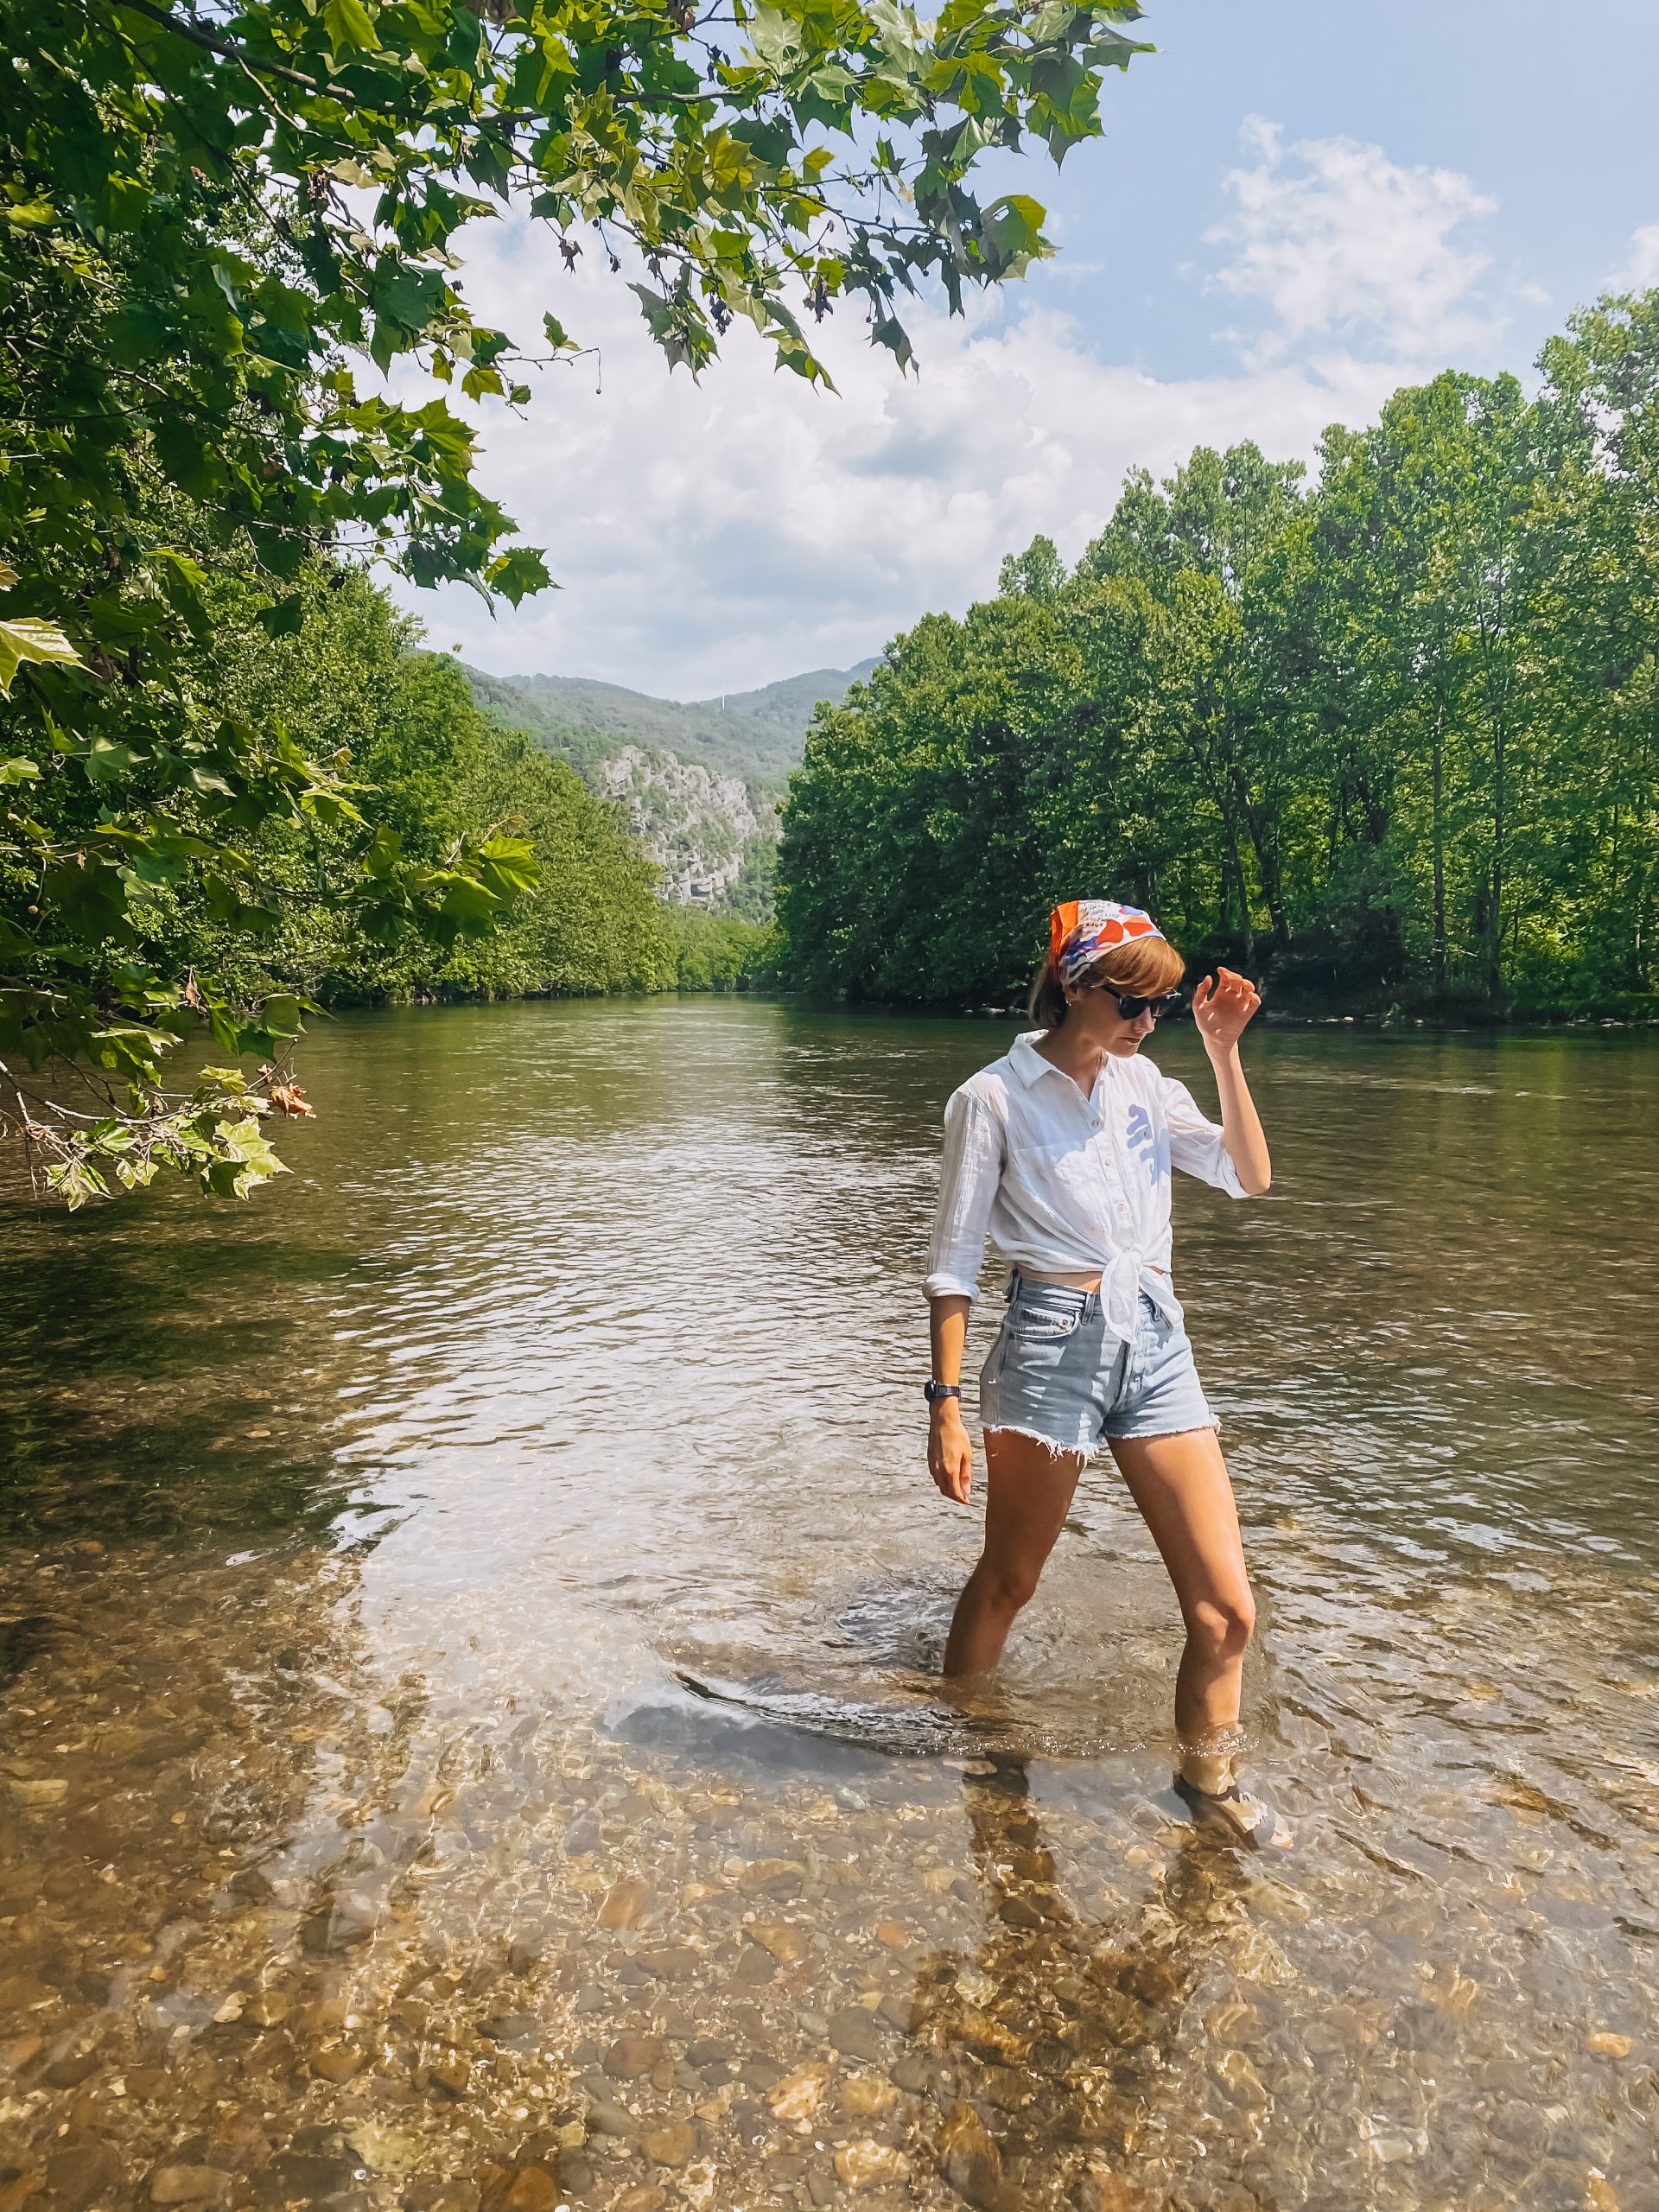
(1192, 967, 1262, 1054)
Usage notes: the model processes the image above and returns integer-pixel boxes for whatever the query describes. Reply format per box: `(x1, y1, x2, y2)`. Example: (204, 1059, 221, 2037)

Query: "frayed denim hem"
(1102, 1418, 1221, 1443)
(983, 1417, 1222, 1459)
(982, 1421, 1092, 1461)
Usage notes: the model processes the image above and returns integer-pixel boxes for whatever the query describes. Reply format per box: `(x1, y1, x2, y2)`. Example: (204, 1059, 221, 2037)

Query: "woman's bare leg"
(1108, 1427, 1290, 1842)
(943, 1429, 1084, 1679)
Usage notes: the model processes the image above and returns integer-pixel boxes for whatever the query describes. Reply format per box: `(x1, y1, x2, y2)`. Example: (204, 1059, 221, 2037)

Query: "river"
(2, 999, 1656, 2212)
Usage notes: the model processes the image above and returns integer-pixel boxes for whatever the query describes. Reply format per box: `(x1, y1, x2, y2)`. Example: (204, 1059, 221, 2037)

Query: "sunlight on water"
(1, 1000, 1656, 2211)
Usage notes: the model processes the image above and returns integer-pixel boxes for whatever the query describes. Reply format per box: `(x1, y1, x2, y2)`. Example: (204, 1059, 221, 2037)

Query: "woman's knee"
(1186, 1588, 1255, 1662)
(975, 1554, 1046, 1618)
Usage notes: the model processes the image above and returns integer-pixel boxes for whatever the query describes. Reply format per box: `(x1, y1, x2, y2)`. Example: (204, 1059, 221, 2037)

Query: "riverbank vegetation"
(7, 0, 1097, 1199)
(778, 294, 1659, 1021)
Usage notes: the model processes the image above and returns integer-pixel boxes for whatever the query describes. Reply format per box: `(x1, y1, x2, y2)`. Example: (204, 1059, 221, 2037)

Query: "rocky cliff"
(596, 746, 767, 904)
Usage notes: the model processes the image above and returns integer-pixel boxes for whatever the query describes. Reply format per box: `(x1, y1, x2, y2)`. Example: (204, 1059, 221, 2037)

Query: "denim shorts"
(979, 1275, 1216, 1457)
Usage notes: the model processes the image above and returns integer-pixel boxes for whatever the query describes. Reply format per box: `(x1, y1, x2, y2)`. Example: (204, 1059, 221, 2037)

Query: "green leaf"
(0, 616, 82, 696)
(323, 0, 381, 54)
(0, 755, 41, 785)
(477, 836, 541, 894)
(483, 546, 554, 605)
(256, 595, 306, 638)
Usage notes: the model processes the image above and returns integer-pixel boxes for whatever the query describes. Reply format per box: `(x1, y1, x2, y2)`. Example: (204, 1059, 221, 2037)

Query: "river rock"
(834, 2141, 907, 2191)
(639, 1946, 698, 1981)
(641, 2124, 696, 2169)
(597, 1877, 650, 1930)
(501, 2167, 562, 2212)
(889, 2054, 933, 2095)
(840, 2073, 897, 2118)
(428, 2053, 472, 2098)
(45, 2141, 123, 2207)
(605, 2035, 666, 2081)
(982, 2066, 1033, 2113)
(1203, 1999, 1264, 2048)
(767, 2062, 830, 2123)
(8, 1777, 68, 1807)
(270, 2151, 357, 2198)
(310, 2040, 365, 2082)
(938, 2104, 1001, 2207)
(1076, 2168, 1155, 2212)
(1208, 2049, 1268, 2108)
(739, 1859, 804, 1898)
(42, 2048, 101, 2088)
(506, 1929, 547, 1974)
(828, 2006, 886, 2062)
(1586, 2032, 1633, 2058)
(149, 2168, 226, 2206)
(585, 2102, 639, 2140)
(747, 1921, 804, 1964)
(613, 2192, 666, 2212)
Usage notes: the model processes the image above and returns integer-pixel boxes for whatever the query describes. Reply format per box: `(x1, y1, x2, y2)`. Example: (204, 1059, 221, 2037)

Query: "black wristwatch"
(924, 1381, 961, 1407)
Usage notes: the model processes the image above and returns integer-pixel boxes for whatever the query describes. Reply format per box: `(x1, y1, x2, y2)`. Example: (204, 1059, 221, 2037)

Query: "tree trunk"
(1484, 710, 1506, 1007)
(1430, 702, 1446, 995)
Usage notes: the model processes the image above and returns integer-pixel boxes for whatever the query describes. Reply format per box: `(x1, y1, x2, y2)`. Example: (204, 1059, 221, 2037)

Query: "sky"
(393, 0, 1659, 699)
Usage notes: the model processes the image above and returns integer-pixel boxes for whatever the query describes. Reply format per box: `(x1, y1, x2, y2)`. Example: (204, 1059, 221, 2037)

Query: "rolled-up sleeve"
(924, 1086, 1004, 1301)
(1161, 1075, 1251, 1198)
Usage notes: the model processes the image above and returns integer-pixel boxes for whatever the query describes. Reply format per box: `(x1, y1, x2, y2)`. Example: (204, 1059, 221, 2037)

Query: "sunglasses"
(1082, 983, 1184, 1021)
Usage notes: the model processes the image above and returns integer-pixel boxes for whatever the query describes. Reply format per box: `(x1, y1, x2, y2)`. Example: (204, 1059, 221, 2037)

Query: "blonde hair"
(1027, 931, 1186, 1030)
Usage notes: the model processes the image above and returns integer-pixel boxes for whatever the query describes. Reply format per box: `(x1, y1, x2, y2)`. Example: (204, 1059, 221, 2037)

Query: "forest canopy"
(776, 291, 1659, 1021)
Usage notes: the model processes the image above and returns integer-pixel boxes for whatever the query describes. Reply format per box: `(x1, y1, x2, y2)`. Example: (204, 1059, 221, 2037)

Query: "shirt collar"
(1008, 1030, 1115, 1104)
(1009, 1032, 1064, 1087)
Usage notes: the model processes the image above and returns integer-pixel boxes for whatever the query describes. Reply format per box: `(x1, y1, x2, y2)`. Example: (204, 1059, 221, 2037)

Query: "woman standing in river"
(923, 899, 1292, 1849)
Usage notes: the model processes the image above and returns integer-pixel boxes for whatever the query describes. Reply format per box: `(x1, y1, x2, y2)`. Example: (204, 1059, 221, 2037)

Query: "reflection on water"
(2, 999, 1656, 2211)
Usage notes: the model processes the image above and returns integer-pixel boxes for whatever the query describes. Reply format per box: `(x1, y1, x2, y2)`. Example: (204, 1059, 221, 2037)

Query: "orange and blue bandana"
(1048, 899, 1164, 989)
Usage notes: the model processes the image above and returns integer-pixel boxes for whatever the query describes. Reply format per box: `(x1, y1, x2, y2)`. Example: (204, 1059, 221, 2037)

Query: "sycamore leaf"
(269, 1080, 316, 1118)
(323, 0, 380, 54)
(257, 595, 306, 637)
(0, 616, 82, 696)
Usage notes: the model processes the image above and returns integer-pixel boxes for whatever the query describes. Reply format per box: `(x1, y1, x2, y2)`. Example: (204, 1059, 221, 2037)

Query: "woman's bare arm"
(1192, 968, 1272, 1195)
(927, 1294, 974, 1503)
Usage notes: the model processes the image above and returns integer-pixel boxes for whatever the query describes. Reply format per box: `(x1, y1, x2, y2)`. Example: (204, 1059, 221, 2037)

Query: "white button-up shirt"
(925, 1031, 1254, 1343)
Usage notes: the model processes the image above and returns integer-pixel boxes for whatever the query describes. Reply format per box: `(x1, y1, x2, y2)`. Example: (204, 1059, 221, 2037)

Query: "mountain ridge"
(465, 658, 878, 790)
(461, 657, 879, 912)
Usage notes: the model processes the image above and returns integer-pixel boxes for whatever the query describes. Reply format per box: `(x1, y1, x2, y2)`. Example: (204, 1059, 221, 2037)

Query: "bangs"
(1077, 934, 1186, 998)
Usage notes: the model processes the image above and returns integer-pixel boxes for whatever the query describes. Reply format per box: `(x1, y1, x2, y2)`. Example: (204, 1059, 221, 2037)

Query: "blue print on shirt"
(1126, 1103, 1170, 1185)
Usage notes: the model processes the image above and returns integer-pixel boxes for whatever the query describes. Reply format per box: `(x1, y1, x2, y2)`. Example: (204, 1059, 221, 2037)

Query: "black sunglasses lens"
(1116, 992, 1181, 1020)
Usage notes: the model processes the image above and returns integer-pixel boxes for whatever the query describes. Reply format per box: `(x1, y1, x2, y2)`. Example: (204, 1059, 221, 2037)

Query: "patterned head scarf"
(1048, 899, 1165, 990)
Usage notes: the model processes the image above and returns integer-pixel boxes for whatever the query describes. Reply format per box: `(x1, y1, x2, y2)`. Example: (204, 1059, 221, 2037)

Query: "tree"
(777, 291, 1659, 1020)
(2, 0, 1153, 1197)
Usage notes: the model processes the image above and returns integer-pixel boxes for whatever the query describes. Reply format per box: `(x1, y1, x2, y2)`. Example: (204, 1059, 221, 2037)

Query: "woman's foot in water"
(1173, 1759, 1294, 1850)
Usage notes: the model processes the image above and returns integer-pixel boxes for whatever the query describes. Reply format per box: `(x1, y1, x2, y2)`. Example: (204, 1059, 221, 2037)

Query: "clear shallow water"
(1, 1000, 1656, 2212)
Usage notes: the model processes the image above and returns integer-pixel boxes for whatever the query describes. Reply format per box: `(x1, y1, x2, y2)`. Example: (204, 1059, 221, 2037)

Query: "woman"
(923, 899, 1291, 1849)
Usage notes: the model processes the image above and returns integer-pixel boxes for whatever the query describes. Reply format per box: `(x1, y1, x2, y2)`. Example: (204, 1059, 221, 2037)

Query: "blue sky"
(398, 0, 1659, 699)
(1042, 0, 1659, 379)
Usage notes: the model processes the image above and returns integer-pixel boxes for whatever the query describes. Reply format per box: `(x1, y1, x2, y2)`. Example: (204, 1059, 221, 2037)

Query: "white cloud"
(1205, 116, 1503, 369)
(391, 121, 1507, 696)
(1614, 222, 1659, 289)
